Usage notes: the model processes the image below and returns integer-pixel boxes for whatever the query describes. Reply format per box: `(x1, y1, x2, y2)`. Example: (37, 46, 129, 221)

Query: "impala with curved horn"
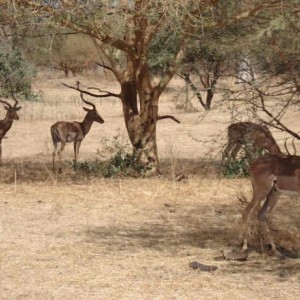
(0, 96, 22, 163)
(51, 93, 104, 173)
(222, 122, 281, 160)
(241, 152, 300, 256)
(222, 122, 281, 161)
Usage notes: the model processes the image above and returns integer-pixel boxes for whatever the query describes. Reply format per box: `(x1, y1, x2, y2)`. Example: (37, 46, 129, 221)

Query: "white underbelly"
(66, 132, 84, 143)
(66, 132, 78, 142)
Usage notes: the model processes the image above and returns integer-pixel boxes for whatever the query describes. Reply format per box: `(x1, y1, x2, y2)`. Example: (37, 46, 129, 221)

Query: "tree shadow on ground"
(159, 157, 222, 178)
(83, 202, 300, 278)
(0, 159, 95, 184)
(221, 257, 300, 280)
(0, 156, 223, 183)
(85, 203, 239, 252)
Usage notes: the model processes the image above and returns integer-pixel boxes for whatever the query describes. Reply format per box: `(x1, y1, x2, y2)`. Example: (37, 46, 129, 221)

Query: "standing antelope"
(51, 93, 104, 173)
(241, 153, 300, 256)
(0, 97, 22, 164)
(222, 122, 281, 160)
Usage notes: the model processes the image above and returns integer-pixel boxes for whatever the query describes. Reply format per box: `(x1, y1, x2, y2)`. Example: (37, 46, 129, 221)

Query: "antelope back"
(250, 153, 300, 192)
(246, 124, 280, 153)
(228, 122, 280, 153)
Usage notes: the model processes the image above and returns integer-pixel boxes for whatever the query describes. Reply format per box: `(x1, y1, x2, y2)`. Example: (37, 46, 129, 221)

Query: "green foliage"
(253, 15, 300, 78)
(148, 25, 180, 75)
(222, 157, 251, 178)
(222, 146, 263, 178)
(75, 135, 145, 178)
(0, 48, 37, 100)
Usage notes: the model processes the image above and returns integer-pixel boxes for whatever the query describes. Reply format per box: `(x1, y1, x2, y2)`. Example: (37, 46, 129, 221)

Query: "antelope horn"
(292, 137, 297, 155)
(284, 138, 290, 155)
(284, 138, 297, 156)
(0, 98, 11, 108)
(80, 92, 95, 110)
(11, 93, 19, 107)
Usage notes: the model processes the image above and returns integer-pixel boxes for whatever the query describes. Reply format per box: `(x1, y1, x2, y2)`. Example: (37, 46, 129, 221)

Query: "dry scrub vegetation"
(0, 72, 300, 299)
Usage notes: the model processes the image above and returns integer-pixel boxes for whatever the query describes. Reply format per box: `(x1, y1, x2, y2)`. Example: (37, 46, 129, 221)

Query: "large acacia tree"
(10, 0, 284, 174)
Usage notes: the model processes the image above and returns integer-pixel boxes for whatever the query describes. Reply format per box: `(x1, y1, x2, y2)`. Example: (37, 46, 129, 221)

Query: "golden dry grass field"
(0, 72, 300, 299)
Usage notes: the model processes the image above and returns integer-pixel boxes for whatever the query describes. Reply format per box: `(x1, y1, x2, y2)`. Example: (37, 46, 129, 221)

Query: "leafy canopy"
(0, 48, 36, 99)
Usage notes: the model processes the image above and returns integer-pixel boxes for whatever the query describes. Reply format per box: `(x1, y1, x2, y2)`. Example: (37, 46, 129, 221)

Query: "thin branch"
(87, 86, 119, 97)
(259, 116, 300, 140)
(252, 89, 300, 140)
(218, 0, 282, 28)
(155, 48, 184, 96)
(62, 82, 121, 99)
(178, 72, 206, 109)
(157, 115, 180, 124)
(92, 39, 123, 82)
(6, 31, 79, 38)
(95, 62, 113, 72)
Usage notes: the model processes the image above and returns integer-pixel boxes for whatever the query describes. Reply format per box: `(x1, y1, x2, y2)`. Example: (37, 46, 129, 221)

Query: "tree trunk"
(205, 89, 214, 110)
(120, 81, 160, 176)
(181, 72, 207, 110)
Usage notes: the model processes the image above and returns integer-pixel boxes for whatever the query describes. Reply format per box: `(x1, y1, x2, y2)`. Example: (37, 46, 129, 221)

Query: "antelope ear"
(16, 106, 22, 111)
(4, 106, 9, 111)
(83, 107, 90, 112)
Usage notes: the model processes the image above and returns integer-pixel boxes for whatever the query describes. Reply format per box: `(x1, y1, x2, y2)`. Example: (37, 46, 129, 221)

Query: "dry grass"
(0, 73, 300, 299)
(1, 178, 299, 300)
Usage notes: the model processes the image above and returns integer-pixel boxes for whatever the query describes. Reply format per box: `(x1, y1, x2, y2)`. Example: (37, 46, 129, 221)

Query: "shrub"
(222, 145, 263, 178)
(75, 135, 145, 178)
(0, 48, 37, 100)
(222, 157, 251, 178)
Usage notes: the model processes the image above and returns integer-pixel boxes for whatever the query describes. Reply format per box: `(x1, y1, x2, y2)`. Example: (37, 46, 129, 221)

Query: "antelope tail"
(50, 126, 60, 147)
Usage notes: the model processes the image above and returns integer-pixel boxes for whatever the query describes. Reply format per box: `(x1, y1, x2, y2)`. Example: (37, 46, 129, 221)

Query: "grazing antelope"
(222, 122, 281, 160)
(51, 93, 104, 172)
(0, 97, 22, 163)
(241, 153, 300, 256)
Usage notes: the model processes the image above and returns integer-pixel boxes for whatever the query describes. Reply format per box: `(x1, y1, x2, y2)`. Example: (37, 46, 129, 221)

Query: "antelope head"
(80, 93, 104, 124)
(0, 96, 22, 120)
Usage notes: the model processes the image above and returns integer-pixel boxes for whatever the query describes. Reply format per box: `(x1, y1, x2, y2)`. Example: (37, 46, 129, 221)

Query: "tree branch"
(218, 1, 282, 28)
(62, 82, 121, 99)
(157, 115, 180, 124)
(96, 62, 113, 72)
(179, 72, 206, 109)
(251, 88, 300, 140)
(155, 48, 184, 96)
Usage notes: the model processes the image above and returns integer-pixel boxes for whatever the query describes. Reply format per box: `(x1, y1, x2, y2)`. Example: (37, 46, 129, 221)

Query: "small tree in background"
(179, 44, 225, 111)
(0, 48, 36, 98)
(47, 34, 98, 77)
(18, 26, 98, 77)
(0, 15, 36, 99)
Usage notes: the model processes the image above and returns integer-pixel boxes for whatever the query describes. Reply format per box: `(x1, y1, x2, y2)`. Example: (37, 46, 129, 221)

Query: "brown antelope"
(241, 153, 300, 256)
(51, 93, 104, 172)
(0, 97, 22, 163)
(222, 122, 281, 161)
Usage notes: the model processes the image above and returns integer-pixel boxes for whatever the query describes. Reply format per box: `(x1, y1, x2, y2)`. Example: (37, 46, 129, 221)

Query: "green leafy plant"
(222, 145, 264, 178)
(0, 48, 37, 100)
(222, 157, 251, 178)
(75, 135, 146, 178)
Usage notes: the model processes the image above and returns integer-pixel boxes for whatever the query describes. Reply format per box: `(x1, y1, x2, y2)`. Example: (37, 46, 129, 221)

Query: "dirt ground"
(0, 73, 299, 299)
